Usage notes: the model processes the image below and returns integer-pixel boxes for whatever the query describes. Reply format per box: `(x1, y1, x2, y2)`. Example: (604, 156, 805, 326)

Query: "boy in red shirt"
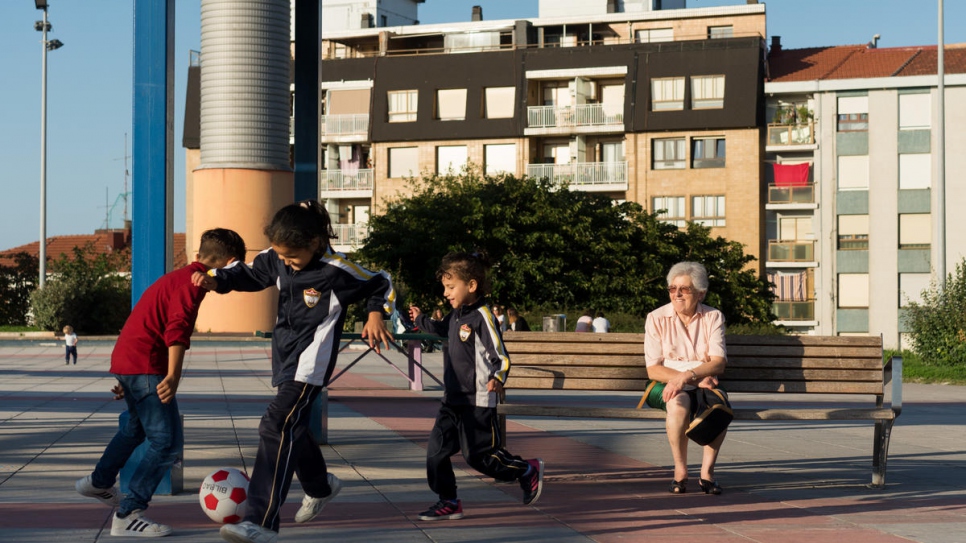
(75, 228, 246, 538)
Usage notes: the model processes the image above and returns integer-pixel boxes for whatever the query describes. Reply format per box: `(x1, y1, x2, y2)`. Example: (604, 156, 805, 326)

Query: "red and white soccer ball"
(199, 468, 250, 524)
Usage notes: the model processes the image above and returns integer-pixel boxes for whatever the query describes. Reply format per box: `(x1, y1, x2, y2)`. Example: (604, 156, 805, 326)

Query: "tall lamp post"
(34, 0, 63, 289)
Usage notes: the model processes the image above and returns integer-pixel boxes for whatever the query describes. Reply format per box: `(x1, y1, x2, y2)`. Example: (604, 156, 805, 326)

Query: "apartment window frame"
(899, 272, 931, 307)
(837, 214, 869, 250)
(691, 137, 725, 168)
(388, 89, 418, 123)
(837, 155, 870, 190)
(652, 138, 686, 170)
(653, 196, 686, 227)
(691, 75, 725, 109)
(435, 88, 467, 121)
(838, 273, 870, 308)
(899, 92, 931, 130)
(898, 153, 932, 190)
(899, 213, 932, 249)
(483, 87, 515, 119)
(484, 143, 516, 176)
(691, 195, 726, 227)
(708, 25, 733, 39)
(651, 77, 685, 111)
(837, 96, 869, 132)
(436, 145, 468, 175)
(636, 27, 673, 43)
(388, 146, 419, 178)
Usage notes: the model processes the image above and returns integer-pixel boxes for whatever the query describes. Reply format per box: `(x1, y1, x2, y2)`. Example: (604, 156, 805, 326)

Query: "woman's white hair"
(666, 261, 709, 293)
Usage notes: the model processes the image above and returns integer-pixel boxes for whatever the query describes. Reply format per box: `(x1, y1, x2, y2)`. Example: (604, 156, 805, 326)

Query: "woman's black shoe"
(698, 478, 722, 495)
(669, 479, 688, 494)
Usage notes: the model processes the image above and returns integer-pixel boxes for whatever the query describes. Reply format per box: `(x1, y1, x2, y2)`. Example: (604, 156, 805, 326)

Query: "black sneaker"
(417, 499, 463, 521)
(520, 458, 544, 505)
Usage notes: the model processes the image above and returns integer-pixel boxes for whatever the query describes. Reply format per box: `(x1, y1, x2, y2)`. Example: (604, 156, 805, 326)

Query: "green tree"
(359, 170, 775, 325)
(30, 243, 132, 334)
(905, 260, 966, 367)
(0, 252, 39, 326)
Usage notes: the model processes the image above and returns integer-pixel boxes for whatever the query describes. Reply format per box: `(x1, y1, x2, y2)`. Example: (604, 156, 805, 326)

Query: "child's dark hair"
(436, 251, 492, 295)
(198, 228, 247, 263)
(264, 200, 335, 252)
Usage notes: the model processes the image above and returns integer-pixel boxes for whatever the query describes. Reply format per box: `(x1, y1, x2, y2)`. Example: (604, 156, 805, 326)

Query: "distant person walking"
(575, 309, 594, 332)
(506, 308, 530, 331)
(63, 325, 78, 365)
(592, 311, 610, 333)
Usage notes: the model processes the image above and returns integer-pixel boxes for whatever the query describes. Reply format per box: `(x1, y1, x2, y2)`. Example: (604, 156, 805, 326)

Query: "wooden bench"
(497, 332, 902, 488)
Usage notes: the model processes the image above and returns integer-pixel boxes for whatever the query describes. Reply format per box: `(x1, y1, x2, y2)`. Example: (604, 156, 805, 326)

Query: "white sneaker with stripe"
(110, 510, 172, 537)
(75, 475, 121, 507)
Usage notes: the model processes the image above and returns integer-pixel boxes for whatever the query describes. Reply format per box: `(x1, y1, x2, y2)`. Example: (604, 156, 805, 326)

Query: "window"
(651, 77, 684, 111)
(388, 147, 418, 178)
(838, 274, 870, 308)
(543, 82, 571, 107)
(653, 196, 686, 227)
(437, 145, 468, 174)
(388, 90, 418, 122)
(484, 144, 516, 176)
(779, 216, 813, 241)
(691, 137, 725, 168)
(837, 96, 869, 131)
(652, 138, 685, 169)
(636, 28, 673, 43)
(899, 93, 931, 129)
(837, 215, 869, 250)
(899, 213, 931, 249)
(692, 196, 725, 227)
(436, 89, 467, 121)
(484, 87, 515, 119)
(708, 25, 733, 39)
(899, 273, 931, 307)
(599, 84, 625, 119)
(837, 155, 869, 190)
(543, 142, 570, 164)
(899, 153, 931, 189)
(691, 75, 725, 109)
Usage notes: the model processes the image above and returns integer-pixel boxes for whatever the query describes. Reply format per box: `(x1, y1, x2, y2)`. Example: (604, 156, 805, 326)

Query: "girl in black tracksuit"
(193, 201, 395, 542)
(409, 252, 544, 521)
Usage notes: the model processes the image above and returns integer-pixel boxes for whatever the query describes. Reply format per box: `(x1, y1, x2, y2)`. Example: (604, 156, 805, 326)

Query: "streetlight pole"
(34, 0, 62, 289)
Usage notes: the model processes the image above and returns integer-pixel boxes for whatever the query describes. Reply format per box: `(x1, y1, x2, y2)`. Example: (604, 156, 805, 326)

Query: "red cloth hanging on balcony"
(772, 162, 810, 187)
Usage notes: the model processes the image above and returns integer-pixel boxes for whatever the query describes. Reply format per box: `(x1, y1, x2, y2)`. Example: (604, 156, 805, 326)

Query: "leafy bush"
(0, 252, 38, 326)
(30, 244, 131, 334)
(726, 322, 787, 336)
(905, 260, 966, 367)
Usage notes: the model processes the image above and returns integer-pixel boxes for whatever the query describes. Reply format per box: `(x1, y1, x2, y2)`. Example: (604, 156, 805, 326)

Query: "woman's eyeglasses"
(667, 286, 694, 295)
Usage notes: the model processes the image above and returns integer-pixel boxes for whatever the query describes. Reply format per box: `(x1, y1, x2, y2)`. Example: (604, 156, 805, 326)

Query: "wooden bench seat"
(498, 332, 902, 488)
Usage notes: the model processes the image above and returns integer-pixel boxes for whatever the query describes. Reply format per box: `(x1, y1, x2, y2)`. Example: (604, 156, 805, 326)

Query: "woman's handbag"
(636, 382, 733, 446)
(685, 388, 733, 446)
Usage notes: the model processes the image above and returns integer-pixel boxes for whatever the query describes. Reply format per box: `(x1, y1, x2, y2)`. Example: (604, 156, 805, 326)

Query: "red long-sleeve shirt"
(110, 262, 208, 375)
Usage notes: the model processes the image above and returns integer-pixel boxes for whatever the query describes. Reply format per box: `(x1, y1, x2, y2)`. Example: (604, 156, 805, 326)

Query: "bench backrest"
(501, 332, 885, 396)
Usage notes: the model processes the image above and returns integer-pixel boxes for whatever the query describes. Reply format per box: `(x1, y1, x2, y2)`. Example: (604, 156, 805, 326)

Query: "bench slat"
(718, 380, 883, 394)
(511, 354, 644, 366)
(506, 343, 643, 355)
(723, 368, 883, 382)
(512, 366, 648, 379)
(504, 377, 648, 391)
(728, 345, 883, 358)
(509, 366, 884, 383)
(728, 357, 883, 369)
(497, 404, 896, 421)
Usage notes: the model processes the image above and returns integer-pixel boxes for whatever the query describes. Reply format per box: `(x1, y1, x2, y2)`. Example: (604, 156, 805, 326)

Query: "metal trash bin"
(542, 314, 566, 332)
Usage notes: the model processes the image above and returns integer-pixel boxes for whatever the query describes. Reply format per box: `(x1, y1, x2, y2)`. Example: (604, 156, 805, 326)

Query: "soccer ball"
(199, 468, 250, 524)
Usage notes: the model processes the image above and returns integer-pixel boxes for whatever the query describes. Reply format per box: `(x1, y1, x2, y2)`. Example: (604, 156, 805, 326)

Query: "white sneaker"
(294, 473, 342, 523)
(220, 521, 278, 543)
(75, 475, 121, 507)
(110, 510, 172, 537)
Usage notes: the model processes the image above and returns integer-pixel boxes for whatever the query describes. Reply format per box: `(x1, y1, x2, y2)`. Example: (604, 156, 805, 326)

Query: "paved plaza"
(0, 337, 964, 542)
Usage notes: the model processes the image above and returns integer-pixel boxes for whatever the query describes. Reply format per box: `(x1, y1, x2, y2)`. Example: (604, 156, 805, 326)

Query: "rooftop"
(0, 231, 187, 270)
(768, 43, 966, 82)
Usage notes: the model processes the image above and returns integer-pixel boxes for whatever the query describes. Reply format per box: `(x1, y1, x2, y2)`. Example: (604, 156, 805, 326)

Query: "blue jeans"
(91, 374, 183, 516)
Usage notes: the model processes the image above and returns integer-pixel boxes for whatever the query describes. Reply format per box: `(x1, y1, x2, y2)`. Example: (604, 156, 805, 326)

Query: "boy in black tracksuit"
(409, 252, 544, 521)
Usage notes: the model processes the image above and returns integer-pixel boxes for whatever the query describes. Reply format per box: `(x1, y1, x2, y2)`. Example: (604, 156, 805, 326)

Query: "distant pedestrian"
(409, 252, 544, 521)
(592, 311, 610, 333)
(492, 304, 508, 332)
(63, 325, 78, 365)
(575, 309, 594, 332)
(506, 308, 530, 332)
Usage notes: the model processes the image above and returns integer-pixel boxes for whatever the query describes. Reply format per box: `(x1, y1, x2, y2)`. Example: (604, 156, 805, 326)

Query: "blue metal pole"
(293, 0, 321, 202)
(132, 0, 175, 304)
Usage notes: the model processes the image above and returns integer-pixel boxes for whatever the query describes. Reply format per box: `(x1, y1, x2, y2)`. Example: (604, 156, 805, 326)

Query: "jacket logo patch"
(459, 324, 472, 342)
(303, 288, 321, 308)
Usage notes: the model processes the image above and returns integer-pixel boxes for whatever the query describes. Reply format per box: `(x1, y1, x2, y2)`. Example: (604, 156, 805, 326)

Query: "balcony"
(525, 104, 624, 135)
(766, 122, 815, 149)
(319, 169, 374, 198)
(767, 240, 815, 263)
(526, 161, 628, 192)
(331, 223, 369, 252)
(773, 300, 815, 321)
(319, 114, 369, 142)
(766, 183, 817, 210)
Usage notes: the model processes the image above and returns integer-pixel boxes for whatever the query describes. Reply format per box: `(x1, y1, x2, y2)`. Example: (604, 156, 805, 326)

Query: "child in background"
(409, 252, 544, 521)
(192, 200, 395, 543)
(63, 325, 78, 365)
(75, 228, 246, 538)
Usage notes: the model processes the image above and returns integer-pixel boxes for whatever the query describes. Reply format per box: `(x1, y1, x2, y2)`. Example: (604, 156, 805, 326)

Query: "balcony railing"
(332, 223, 369, 248)
(319, 114, 369, 136)
(526, 161, 628, 189)
(320, 169, 374, 193)
(767, 183, 815, 204)
(768, 240, 815, 262)
(773, 300, 815, 321)
(527, 104, 623, 129)
(767, 122, 815, 146)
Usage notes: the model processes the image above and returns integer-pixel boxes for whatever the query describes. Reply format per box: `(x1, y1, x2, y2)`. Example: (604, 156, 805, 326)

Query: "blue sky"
(1, 0, 964, 251)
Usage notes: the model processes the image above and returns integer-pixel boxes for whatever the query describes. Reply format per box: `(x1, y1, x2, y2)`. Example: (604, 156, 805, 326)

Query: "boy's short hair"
(437, 251, 492, 295)
(198, 228, 246, 263)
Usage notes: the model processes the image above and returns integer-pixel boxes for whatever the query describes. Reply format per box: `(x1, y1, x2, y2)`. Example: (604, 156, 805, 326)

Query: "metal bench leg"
(870, 419, 894, 489)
